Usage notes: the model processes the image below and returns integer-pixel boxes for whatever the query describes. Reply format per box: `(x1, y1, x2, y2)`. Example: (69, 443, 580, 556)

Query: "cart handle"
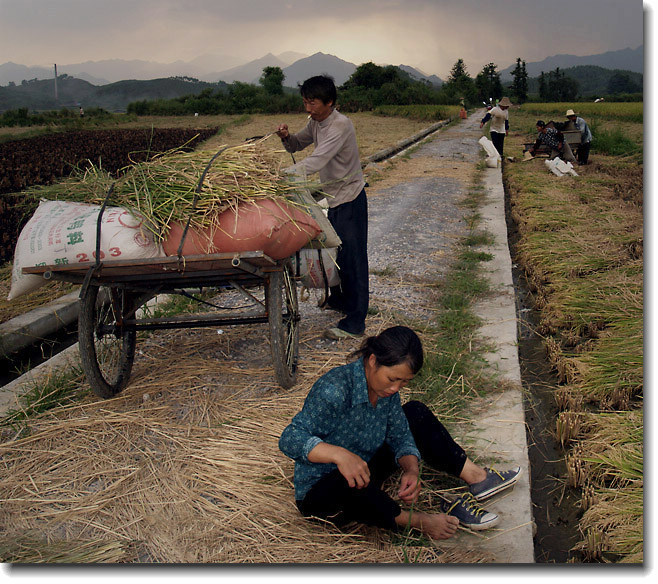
(176, 145, 231, 259)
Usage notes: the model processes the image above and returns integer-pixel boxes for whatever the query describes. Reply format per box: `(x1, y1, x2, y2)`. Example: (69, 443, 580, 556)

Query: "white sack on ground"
(545, 158, 578, 177)
(295, 247, 340, 289)
(478, 136, 501, 160)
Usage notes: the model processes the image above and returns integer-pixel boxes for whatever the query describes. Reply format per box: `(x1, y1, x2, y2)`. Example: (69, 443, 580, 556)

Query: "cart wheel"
(78, 285, 137, 398)
(267, 262, 299, 389)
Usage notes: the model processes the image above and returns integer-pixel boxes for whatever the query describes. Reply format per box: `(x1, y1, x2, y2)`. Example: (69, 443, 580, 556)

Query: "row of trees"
(126, 60, 529, 117)
(442, 57, 528, 105)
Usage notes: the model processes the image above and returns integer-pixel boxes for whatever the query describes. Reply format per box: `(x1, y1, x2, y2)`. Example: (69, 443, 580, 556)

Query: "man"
(566, 109, 592, 165)
(529, 120, 577, 163)
(479, 96, 511, 157)
(276, 75, 368, 340)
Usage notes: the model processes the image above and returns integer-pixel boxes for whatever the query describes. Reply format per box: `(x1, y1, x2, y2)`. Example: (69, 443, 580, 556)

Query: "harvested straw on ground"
(0, 320, 490, 564)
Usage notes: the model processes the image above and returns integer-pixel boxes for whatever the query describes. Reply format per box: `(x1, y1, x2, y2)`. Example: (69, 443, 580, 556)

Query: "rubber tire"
(78, 285, 137, 398)
(267, 263, 299, 389)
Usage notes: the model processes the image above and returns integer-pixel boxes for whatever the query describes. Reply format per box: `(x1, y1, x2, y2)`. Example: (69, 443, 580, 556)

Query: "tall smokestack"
(54, 64, 58, 101)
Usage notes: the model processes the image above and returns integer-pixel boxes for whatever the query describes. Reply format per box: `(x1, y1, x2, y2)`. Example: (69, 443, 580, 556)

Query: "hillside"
(0, 76, 97, 111)
(281, 52, 358, 87)
(0, 75, 227, 112)
(524, 65, 643, 97)
(209, 53, 289, 84)
(500, 45, 643, 79)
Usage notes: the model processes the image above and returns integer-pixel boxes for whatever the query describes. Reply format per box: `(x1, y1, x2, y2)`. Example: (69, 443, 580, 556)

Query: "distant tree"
(510, 58, 528, 103)
(260, 66, 285, 95)
(538, 72, 547, 99)
(343, 62, 407, 90)
(443, 58, 476, 104)
(607, 72, 642, 94)
(539, 67, 579, 101)
(475, 62, 503, 102)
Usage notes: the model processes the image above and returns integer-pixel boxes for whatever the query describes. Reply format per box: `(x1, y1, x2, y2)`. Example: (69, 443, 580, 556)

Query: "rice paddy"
(504, 103, 643, 563)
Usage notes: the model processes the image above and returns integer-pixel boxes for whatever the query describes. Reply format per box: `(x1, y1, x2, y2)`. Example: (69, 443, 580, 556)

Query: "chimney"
(54, 64, 58, 101)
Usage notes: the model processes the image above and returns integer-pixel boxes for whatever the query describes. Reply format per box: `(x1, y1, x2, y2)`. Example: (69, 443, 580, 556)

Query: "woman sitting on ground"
(279, 325, 521, 540)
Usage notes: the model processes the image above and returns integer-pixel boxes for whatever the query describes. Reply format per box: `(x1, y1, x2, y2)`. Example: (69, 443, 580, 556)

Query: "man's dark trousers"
(327, 188, 369, 335)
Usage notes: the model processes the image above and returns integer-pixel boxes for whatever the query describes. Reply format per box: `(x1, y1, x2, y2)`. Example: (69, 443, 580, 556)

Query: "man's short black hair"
(536, 120, 546, 127)
(300, 75, 337, 106)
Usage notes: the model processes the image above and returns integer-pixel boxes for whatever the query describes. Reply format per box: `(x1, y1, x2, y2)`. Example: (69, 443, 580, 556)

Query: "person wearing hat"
(480, 96, 512, 157)
(566, 109, 592, 165)
(529, 120, 577, 164)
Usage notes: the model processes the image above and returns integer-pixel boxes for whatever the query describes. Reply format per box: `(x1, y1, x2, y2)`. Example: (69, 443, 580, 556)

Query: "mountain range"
(2, 44, 642, 90)
(0, 45, 643, 113)
(499, 45, 643, 79)
(0, 51, 436, 89)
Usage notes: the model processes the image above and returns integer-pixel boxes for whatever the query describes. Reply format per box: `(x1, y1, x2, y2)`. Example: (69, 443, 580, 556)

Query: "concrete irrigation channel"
(1, 113, 547, 562)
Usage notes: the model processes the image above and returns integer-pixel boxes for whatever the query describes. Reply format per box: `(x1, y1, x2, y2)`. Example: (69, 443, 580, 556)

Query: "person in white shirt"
(480, 96, 511, 157)
(565, 109, 592, 165)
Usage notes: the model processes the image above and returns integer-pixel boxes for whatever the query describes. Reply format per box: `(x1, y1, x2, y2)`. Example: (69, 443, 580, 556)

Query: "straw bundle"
(567, 410, 643, 563)
(22, 140, 318, 243)
(118, 141, 307, 240)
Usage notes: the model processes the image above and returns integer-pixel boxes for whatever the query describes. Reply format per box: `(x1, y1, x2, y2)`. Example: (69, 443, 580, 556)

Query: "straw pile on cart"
(7, 140, 331, 301)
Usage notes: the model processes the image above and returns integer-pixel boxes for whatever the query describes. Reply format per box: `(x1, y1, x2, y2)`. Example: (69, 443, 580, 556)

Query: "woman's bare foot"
(395, 510, 459, 540)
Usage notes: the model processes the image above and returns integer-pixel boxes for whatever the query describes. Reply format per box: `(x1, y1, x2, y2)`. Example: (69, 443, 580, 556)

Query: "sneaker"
(324, 327, 364, 341)
(444, 493, 499, 531)
(469, 466, 521, 501)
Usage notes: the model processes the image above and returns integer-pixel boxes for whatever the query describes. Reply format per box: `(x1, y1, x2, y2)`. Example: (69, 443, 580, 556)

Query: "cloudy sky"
(0, 0, 645, 77)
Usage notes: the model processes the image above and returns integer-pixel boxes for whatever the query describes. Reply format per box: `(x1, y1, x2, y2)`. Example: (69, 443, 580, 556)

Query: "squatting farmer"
(529, 120, 577, 163)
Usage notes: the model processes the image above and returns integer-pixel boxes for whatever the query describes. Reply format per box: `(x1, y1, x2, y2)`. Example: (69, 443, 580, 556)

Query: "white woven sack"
(296, 247, 340, 289)
(8, 199, 163, 300)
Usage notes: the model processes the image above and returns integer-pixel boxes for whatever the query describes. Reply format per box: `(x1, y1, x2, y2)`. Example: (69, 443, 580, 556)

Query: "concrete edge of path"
(468, 163, 535, 563)
(0, 342, 81, 413)
(0, 290, 81, 358)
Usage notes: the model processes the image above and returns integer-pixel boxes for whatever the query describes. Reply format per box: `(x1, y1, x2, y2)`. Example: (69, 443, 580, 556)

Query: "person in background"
(529, 120, 577, 163)
(279, 326, 521, 540)
(480, 96, 511, 157)
(565, 109, 592, 165)
(276, 75, 368, 341)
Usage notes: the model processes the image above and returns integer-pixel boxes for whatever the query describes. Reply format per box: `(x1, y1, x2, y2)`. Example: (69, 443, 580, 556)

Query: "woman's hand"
(395, 510, 459, 540)
(335, 448, 371, 489)
(397, 454, 421, 503)
(307, 443, 370, 489)
(398, 470, 421, 504)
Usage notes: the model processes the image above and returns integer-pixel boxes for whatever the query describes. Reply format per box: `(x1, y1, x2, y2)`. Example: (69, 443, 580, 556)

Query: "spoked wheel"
(267, 262, 300, 389)
(78, 285, 137, 398)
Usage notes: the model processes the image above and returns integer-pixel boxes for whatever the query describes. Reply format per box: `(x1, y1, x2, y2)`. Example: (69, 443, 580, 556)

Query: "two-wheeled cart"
(23, 250, 300, 398)
(20, 145, 340, 399)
